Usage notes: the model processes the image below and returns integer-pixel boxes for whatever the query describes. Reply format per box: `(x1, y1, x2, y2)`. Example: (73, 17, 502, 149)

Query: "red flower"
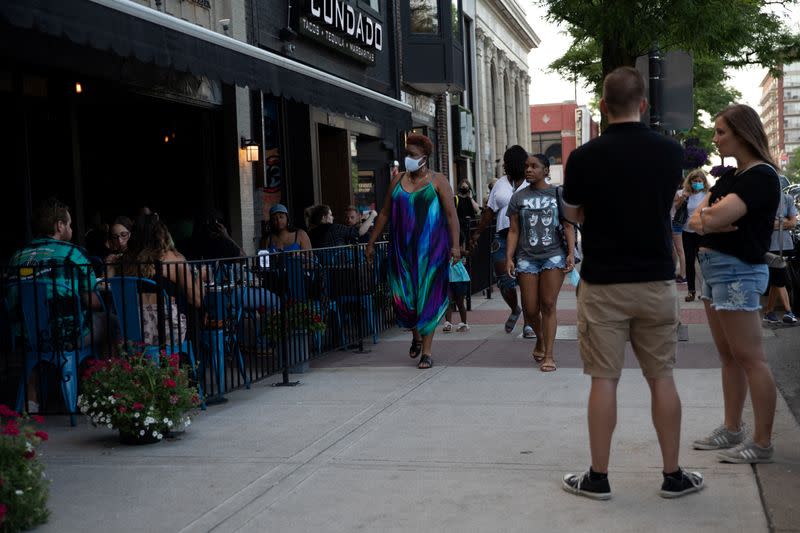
(32, 414, 45, 424)
(0, 503, 6, 524)
(117, 405, 128, 413)
(163, 378, 177, 389)
(34, 430, 49, 441)
(132, 402, 144, 411)
(23, 449, 35, 460)
(2, 420, 19, 436)
(191, 394, 200, 405)
(0, 405, 18, 418)
(113, 393, 122, 399)
(168, 354, 180, 368)
(169, 394, 179, 405)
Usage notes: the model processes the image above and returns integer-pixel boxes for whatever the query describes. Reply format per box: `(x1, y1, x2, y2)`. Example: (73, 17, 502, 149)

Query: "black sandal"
(409, 338, 422, 359)
(418, 354, 433, 369)
(685, 291, 696, 302)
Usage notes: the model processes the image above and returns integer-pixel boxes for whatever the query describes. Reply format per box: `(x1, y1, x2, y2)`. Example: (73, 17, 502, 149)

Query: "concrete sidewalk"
(35, 285, 800, 532)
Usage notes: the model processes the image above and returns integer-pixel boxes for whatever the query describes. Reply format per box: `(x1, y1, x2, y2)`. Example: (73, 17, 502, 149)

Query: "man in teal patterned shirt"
(7, 198, 107, 412)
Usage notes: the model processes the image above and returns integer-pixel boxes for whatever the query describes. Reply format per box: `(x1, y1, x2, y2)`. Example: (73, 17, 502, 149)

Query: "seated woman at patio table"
(115, 214, 203, 346)
(105, 216, 133, 265)
(260, 204, 312, 253)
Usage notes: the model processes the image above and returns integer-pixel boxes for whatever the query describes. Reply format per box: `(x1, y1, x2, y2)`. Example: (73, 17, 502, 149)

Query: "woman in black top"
(687, 104, 780, 464)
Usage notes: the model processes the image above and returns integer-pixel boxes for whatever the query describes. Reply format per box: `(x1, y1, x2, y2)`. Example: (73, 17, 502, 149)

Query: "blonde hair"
(682, 169, 710, 195)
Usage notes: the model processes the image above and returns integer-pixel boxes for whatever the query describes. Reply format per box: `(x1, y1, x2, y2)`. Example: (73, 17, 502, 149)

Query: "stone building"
(474, 0, 538, 196)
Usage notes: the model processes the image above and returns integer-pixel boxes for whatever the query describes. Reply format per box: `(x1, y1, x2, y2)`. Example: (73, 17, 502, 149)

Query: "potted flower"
(78, 348, 201, 444)
(0, 405, 50, 532)
(264, 301, 327, 373)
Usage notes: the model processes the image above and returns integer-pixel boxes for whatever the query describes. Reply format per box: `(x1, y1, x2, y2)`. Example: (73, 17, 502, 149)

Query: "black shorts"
(449, 281, 470, 298)
(768, 266, 787, 288)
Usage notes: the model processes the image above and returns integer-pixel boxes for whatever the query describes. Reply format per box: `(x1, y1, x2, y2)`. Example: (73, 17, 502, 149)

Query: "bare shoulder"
(432, 172, 451, 190)
(163, 250, 186, 262)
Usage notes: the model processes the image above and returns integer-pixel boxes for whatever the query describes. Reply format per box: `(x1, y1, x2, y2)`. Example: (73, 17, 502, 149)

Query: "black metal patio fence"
(0, 242, 394, 417)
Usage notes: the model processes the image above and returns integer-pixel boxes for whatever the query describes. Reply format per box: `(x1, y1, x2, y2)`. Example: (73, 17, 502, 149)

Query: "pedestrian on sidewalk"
(688, 104, 781, 464)
(762, 191, 798, 325)
(671, 186, 688, 283)
(560, 67, 703, 500)
(680, 170, 711, 302)
(365, 133, 461, 370)
(443, 231, 471, 333)
(505, 153, 575, 372)
(470, 145, 532, 336)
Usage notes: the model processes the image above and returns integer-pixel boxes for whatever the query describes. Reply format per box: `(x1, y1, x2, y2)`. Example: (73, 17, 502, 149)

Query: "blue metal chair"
(11, 280, 93, 426)
(285, 254, 345, 351)
(199, 283, 250, 395)
(319, 247, 379, 345)
(106, 276, 204, 409)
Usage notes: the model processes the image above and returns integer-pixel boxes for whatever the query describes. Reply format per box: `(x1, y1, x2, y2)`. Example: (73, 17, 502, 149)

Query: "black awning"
(0, 0, 411, 131)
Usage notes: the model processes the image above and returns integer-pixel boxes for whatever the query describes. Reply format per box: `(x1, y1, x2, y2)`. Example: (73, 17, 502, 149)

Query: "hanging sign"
(299, 0, 383, 65)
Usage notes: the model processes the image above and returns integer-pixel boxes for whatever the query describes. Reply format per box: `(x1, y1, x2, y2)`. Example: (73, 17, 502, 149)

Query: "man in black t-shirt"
(560, 67, 704, 500)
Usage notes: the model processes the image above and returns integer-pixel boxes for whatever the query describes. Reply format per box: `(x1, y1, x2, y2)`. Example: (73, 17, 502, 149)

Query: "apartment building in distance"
(760, 61, 800, 171)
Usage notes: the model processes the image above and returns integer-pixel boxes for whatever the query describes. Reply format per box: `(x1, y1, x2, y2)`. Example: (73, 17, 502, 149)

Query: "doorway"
(317, 124, 351, 221)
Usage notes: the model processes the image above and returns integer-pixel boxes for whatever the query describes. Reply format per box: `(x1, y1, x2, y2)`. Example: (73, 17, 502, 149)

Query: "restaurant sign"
(299, 0, 383, 65)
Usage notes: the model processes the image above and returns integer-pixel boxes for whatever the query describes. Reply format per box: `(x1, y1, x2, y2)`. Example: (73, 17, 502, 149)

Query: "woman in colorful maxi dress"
(366, 134, 461, 369)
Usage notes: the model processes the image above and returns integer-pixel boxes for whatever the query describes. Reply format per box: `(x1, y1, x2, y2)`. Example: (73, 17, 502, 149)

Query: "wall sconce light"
(241, 137, 259, 162)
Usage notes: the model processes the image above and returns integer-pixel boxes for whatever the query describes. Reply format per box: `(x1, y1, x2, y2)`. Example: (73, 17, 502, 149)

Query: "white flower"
(139, 430, 145, 436)
(167, 420, 174, 428)
(134, 413, 140, 418)
(92, 402, 97, 407)
(162, 418, 169, 423)
(156, 433, 163, 440)
(15, 490, 23, 495)
(107, 423, 113, 429)
(144, 417, 156, 426)
(25, 442, 33, 452)
(185, 418, 191, 426)
(151, 431, 157, 437)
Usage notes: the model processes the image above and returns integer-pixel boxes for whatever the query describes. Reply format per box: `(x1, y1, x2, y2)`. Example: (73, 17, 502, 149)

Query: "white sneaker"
(27, 400, 40, 414)
(442, 321, 453, 333)
(456, 322, 470, 332)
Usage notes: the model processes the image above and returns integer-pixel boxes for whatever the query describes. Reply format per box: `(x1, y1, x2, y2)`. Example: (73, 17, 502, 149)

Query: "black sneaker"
(562, 470, 612, 500)
(659, 468, 704, 499)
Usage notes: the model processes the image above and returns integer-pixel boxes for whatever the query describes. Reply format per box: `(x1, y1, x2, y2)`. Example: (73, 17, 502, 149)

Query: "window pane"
(410, 0, 439, 33)
(452, 0, 460, 41)
(367, 0, 379, 12)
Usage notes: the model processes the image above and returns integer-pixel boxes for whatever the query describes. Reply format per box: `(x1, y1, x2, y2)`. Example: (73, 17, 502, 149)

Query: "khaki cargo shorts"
(577, 280, 679, 379)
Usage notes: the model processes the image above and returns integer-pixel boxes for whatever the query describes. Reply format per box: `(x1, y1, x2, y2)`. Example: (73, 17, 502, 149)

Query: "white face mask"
(404, 155, 426, 172)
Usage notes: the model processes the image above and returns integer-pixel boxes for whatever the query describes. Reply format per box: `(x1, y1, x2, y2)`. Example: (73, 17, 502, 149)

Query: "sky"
(525, 3, 800, 114)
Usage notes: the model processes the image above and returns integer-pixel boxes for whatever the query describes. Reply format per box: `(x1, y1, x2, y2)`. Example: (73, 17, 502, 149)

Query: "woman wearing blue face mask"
(680, 169, 711, 301)
(366, 134, 461, 369)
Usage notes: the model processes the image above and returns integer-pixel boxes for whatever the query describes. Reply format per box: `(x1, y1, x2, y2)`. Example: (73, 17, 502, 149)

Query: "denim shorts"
(491, 233, 517, 291)
(698, 250, 768, 311)
(516, 254, 566, 275)
(491, 233, 507, 264)
(671, 223, 684, 234)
